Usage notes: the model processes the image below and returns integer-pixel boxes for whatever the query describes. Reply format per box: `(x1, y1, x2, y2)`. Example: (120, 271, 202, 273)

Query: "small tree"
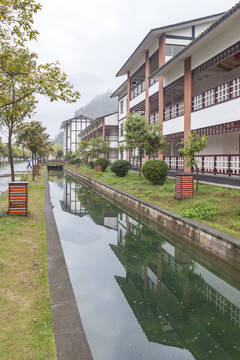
(88, 137, 110, 160)
(78, 139, 90, 164)
(17, 120, 52, 180)
(178, 131, 208, 192)
(124, 112, 166, 177)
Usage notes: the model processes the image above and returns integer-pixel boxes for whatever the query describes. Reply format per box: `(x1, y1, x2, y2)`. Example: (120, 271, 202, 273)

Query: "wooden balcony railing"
(164, 154, 240, 176)
(192, 76, 240, 111)
(130, 80, 146, 100)
(164, 101, 184, 121)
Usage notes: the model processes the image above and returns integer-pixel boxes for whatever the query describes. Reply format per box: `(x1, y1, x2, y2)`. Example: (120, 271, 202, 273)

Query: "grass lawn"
(0, 167, 56, 360)
(66, 164, 240, 239)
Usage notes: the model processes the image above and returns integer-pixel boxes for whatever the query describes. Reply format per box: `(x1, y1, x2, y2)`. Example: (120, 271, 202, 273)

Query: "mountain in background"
(53, 132, 63, 144)
(53, 90, 118, 144)
(75, 90, 118, 119)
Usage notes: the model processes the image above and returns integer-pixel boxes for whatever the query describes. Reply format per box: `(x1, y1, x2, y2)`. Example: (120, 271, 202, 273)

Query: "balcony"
(130, 80, 146, 100)
(149, 112, 159, 124)
(149, 76, 159, 87)
(164, 154, 240, 176)
(164, 101, 184, 121)
(192, 76, 240, 112)
(163, 75, 240, 122)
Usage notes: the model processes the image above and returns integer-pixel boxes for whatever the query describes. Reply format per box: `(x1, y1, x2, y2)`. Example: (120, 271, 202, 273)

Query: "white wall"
(119, 94, 128, 121)
(163, 115, 184, 135)
(105, 113, 118, 126)
(199, 132, 240, 155)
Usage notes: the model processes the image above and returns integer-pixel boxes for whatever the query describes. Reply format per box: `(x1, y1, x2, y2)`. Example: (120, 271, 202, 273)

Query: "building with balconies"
(112, 2, 240, 176)
(78, 112, 118, 163)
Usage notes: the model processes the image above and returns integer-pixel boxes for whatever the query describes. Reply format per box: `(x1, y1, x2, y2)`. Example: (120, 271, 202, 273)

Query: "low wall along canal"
(48, 169, 240, 360)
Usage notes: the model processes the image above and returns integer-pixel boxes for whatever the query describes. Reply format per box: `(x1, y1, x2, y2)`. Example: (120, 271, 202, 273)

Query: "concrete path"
(44, 170, 93, 360)
(168, 171, 240, 190)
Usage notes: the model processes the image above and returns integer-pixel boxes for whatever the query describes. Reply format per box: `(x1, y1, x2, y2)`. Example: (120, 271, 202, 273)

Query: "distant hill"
(53, 131, 63, 144)
(53, 90, 118, 144)
(75, 90, 118, 119)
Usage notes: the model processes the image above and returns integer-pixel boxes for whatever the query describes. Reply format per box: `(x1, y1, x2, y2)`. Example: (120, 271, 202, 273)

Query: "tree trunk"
(196, 167, 199, 192)
(8, 129, 15, 181)
(139, 155, 142, 178)
(32, 152, 34, 181)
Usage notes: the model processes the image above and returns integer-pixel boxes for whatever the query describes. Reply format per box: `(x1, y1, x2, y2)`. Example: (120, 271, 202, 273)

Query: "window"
(165, 44, 184, 57)
(120, 100, 123, 114)
(120, 123, 124, 136)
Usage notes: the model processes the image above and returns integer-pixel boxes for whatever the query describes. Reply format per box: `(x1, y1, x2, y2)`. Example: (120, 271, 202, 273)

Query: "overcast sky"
(27, 0, 237, 139)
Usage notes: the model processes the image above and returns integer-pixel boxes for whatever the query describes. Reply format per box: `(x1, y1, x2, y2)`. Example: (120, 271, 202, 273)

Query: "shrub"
(111, 160, 131, 177)
(88, 161, 95, 169)
(142, 159, 168, 185)
(94, 158, 110, 172)
(181, 203, 217, 221)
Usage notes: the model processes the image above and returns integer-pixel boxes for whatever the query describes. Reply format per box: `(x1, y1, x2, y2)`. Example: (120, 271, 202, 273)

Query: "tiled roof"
(150, 1, 240, 79)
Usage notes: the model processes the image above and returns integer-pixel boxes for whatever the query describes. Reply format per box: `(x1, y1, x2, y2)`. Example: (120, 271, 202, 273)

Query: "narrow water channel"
(49, 171, 240, 360)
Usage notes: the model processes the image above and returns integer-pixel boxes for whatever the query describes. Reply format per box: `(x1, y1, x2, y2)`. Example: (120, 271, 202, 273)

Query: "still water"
(49, 172, 240, 360)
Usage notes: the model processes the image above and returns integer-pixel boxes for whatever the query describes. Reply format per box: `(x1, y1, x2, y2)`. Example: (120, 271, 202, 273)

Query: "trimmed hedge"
(111, 160, 131, 177)
(142, 159, 169, 185)
(94, 158, 110, 172)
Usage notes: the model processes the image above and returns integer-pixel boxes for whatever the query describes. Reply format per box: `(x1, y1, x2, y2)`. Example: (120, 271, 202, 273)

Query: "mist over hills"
(75, 90, 118, 119)
(53, 89, 118, 144)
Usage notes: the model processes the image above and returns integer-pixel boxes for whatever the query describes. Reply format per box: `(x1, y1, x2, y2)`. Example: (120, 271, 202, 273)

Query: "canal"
(49, 171, 240, 360)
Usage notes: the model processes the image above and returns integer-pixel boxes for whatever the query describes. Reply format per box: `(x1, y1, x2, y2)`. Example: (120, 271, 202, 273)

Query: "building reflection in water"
(113, 214, 240, 360)
(59, 174, 240, 360)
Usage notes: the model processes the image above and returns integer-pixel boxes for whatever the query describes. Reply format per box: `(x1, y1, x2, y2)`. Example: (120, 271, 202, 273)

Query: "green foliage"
(88, 160, 95, 169)
(111, 160, 131, 177)
(124, 112, 167, 176)
(94, 158, 110, 172)
(89, 137, 110, 159)
(178, 131, 208, 191)
(181, 203, 218, 221)
(142, 159, 169, 185)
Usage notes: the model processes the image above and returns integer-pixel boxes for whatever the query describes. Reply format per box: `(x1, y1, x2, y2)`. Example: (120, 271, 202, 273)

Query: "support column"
(145, 50, 150, 123)
(102, 118, 106, 158)
(184, 57, 193, 173)
(127, 71, 131, 162)
(158, 34, 165, 161)
(145, 51, 150, 161)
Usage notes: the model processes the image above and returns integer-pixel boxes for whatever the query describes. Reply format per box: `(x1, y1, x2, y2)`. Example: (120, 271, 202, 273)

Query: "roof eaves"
(116, 12, 224, 77)
(150, 2, 240, 79)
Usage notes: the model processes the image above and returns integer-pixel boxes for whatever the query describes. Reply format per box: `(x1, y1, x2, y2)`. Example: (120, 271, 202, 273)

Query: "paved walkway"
(44, 170, 93, 360)
(168, 171, 240, 190)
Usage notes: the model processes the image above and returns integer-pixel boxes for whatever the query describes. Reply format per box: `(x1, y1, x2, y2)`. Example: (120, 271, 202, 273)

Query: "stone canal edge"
(44, 170, 94, 360)
(64, 167, 240, 272)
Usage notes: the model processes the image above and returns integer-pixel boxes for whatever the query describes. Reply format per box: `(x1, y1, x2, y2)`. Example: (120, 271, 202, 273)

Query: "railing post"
(176, 156, 178, 171)
(214, 155, 217, 175)
(201, 156, 205, 173)
(228, 155, 232, 176)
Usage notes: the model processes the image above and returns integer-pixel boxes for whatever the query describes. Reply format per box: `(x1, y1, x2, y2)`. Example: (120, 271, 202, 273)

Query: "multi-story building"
(60, 114, 93, 154)
(112, 3, 240, 176)
(78, 112, 119, 163)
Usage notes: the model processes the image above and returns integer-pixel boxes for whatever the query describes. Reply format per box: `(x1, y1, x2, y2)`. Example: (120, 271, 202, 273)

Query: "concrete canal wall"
(64, 167, 240, 271)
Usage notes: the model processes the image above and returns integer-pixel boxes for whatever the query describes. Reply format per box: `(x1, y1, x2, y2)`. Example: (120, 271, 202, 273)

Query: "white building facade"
(112, 3, 240, 175)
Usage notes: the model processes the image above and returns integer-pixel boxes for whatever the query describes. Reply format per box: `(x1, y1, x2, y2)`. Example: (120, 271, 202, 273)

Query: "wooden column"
(158, 34, 165, 161)
(145, 50, 150, 161)
(127, 71, 131, 162)
(184, 57, 193, 173)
